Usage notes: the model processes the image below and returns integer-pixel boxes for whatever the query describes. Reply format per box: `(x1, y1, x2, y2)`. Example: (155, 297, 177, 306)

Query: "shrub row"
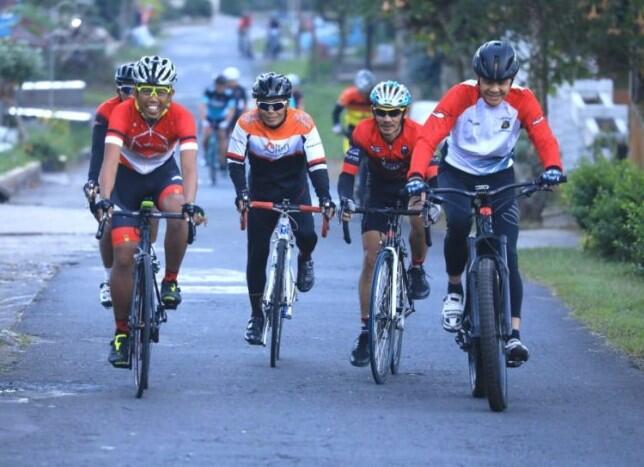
(564, 157, 644, 270)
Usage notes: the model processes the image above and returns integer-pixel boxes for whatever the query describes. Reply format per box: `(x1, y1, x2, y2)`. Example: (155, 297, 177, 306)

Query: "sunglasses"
(135, 85, 172, 98)
(257, 101, 287, 112)
(117, 85, 134, 96)
(373, 107, 404, 118)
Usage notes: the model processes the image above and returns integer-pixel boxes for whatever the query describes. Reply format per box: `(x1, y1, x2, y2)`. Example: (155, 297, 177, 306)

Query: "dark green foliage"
(564, 157, 644, 269)
(182, 0, 212, 17)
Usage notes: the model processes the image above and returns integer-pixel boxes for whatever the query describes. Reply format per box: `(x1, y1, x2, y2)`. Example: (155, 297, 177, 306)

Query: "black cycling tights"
(438, 163, 523, 318)
(246, 207, 317, 316)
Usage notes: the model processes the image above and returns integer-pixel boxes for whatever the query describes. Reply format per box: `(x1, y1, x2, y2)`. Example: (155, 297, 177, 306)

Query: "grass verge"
(520, 248, 644, 365)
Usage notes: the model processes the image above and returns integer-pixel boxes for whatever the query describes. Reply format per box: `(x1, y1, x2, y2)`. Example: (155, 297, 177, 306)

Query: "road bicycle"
(97, 200, 196, 398)
(341, 198, 432, 384)
(241, 200, 329, 368)
(426, 177, 565, 411)
(204, 127, 218, 186)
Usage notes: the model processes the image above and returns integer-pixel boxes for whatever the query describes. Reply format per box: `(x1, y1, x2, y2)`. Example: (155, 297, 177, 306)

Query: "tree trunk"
(365, 19, 374, 70)
(336, 16, 347, 67)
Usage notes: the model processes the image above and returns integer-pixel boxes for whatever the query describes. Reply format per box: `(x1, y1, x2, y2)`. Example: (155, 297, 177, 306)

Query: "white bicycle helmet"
(370, 80, 412, 108)
(222, 66, 241, 81)
(133, 55, 177, 86)
(354, 69, 375, 94)
(286, 73, 300, 87)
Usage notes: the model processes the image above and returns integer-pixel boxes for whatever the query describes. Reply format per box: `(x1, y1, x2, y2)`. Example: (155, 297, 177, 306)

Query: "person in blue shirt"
(199, 74, 235, 170)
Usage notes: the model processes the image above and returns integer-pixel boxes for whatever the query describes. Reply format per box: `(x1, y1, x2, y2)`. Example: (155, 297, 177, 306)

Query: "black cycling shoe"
(296, 257, 314, 292)
(408, 265, 430, 300)
(244, 316, 264, 345)
(350, 330, 370, 367)
(505, 338, 530, 367)
(161, 280, 182, 309)
(108, 333, 130, 368)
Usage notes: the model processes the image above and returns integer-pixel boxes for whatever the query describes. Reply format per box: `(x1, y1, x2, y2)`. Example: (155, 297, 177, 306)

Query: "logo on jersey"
(401, 145, 409, 156)
(346, 147, 361, 165)
(265, 141, 290, 156)
(370, 145, 382, 153)
(500, 119, 511, 130)
(380, 159, 406, 172)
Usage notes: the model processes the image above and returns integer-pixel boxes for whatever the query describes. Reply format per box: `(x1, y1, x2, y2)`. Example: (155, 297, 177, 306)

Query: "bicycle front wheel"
(131, 258, 152, 398)
(390, 257, 408, 375)
(369, 249, 395, 384)
(270, 239, 287, 368)
(477, 257, 507, 411)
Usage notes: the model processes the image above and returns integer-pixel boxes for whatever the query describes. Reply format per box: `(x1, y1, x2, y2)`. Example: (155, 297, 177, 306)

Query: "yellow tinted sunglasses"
(135, 85, 172, 98)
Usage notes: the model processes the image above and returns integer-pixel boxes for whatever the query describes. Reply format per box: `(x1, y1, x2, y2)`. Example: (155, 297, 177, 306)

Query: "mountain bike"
(241, 200, 329, 368)
(341, 198, 432, 384)
(97, 200, 197, 398)
(426, 177, 565, 411)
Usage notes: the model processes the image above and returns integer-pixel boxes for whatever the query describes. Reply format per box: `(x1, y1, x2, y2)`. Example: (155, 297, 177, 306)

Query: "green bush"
(182, 0, 212, 17)
(564, 157, 644, 269)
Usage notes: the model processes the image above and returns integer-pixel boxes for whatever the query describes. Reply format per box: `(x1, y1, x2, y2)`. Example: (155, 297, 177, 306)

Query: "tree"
(0, 40, 44, 141)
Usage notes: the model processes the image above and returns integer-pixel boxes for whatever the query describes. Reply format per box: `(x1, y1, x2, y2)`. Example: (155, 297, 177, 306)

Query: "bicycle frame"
(263, 210, 297, 321)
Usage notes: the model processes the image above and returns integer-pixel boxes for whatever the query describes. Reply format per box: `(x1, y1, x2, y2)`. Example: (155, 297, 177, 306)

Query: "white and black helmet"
(133, 55, 177, 86)
(114, 62, 135, 85)
(252, 72, 292, 99)
(370, 80, 412, 108)
(354, 69, 375, 94)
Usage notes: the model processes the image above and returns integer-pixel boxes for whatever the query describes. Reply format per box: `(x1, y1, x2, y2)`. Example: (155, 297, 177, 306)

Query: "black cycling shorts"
(361, 178, 406, 234)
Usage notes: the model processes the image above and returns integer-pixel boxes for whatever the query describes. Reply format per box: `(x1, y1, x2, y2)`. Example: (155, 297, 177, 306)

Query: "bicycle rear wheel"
(206, 134, 218, 185)
(477, 257, 507, 411)
(369, 249, 395, 384)
(131, 258, 152, 398)
(270, 240, 287, 368)
(390, 258, 407, 375)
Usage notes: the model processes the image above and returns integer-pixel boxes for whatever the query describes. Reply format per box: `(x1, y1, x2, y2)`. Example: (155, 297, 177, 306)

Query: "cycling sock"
(104, 268, 111, 282)
(361, 319, 368, 330)
(511, 329, 520, 340)
(250, 293, 263, 318)
(164, 270, 178, 283)
(412, 258, 424, 267)
(115, 320, 129, 334)
(448, 282, 464, 296)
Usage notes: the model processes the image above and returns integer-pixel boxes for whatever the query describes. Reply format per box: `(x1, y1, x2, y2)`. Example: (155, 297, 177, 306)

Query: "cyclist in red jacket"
(406, 40, 564, 366)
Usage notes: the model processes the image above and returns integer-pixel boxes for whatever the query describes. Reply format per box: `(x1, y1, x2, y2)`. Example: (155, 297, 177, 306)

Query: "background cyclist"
(226, 72, 335, 345)
(407, 40, 564, 366)
(199, 73, 235, 171)
(286, 73, 304, 110)
(338, 80, 438, 367)
(84, 62, 136, 309)
(223, 66, 248, 139)
(96, 56, 205, 367)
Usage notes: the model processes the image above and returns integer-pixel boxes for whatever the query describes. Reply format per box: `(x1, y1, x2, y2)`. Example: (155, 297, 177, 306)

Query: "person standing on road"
(83, 62, 136, 310)
(96, 55, 205, 367)
(407, 40, 565, 366)
(226, 72, 335, 345)
(338, 80, 439, 367)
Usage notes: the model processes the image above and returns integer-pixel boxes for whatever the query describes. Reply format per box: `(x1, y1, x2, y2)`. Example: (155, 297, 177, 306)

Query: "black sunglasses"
(257, 101, 287, 112)
(118, 85, 134, 96)
(373, 107, 404, 118)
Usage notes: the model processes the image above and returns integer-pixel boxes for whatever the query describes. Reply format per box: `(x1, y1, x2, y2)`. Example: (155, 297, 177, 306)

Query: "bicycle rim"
(133, 259, 152, 398)
(476, 257, 507, 411)
(270, 240, 287, 368)
(369, 250, 394, 384)
(390, 259, 407, 375)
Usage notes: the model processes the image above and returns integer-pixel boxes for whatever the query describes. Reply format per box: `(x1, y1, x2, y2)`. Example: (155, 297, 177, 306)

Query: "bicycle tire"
(468, 341, 485, 398)
(206, 134, 217, 186)
(130, 258, 151, 398)
(477, 257, 508, 411)
(390, 257, 407, 375)
(369, 249, 395, 384)
(270, 239, 287, 368)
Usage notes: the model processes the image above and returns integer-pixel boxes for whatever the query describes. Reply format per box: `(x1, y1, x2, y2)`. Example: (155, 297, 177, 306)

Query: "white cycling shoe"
(441, 293, 464, 332)
(99, 282, 112, 309)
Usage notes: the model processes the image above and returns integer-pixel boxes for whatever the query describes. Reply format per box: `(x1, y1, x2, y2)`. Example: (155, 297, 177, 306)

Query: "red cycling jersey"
(409, 80, 562, 178)
(95, 95, 122, 124)
(105, 99, 197, 175)
(341, 117, 434, 181)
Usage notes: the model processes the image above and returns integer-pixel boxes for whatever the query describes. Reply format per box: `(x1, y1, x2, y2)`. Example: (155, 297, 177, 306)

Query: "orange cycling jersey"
(338, 86, 372, 126)
(105, 99, 198, 175)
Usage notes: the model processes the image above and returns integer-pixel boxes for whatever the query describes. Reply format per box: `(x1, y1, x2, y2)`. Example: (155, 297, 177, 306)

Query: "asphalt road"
(1, 15, 642, 467)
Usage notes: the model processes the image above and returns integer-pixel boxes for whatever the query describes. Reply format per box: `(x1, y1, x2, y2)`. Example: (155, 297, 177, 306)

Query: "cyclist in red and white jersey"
(338, 80, 439, 367)
(96, 56, 205, 367)
(83, 62, 136, 309)
(407, 40, 565, 365)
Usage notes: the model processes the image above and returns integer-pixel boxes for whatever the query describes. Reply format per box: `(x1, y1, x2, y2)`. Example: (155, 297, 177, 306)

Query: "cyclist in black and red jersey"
(407, 40, 564, 365)
(338, 80, 439, 367)
(96, 56, 205, 367)
(83, 62, 135, 309)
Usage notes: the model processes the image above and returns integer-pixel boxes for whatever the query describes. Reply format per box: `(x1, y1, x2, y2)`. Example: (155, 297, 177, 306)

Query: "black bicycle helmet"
(114, 62, 135, 85)
(251, 72, 292, 99)
(472, 40, 519, 81)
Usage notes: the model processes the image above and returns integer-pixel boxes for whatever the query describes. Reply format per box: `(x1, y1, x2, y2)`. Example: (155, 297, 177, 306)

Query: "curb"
(0, 161, 41, 202)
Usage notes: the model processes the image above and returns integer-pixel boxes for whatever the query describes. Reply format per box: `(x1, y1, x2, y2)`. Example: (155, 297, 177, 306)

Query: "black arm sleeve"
(332, 103, 344, 126)
(337, 172, 355, 201)
(88, 116, 108, 182)
(309, 169, 331, 201)
(228, 162, 247, 196)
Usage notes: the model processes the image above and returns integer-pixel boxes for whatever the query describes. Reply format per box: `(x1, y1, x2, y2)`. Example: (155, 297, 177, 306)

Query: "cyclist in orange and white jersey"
(97, 56, 205, 368)
(226, 72, 335, 345)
